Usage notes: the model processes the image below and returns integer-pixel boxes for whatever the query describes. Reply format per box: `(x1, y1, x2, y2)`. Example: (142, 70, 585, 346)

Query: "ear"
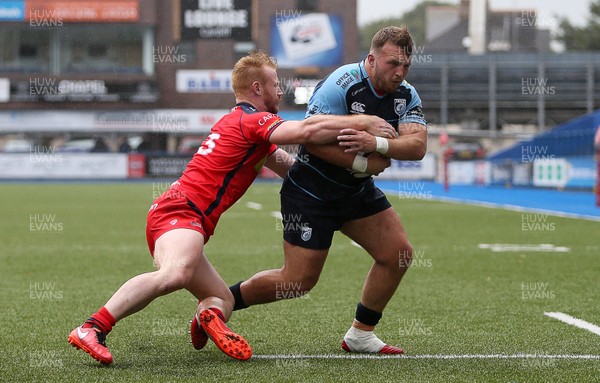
(251, 81, 261, 95)
(367, 53, 376, 67)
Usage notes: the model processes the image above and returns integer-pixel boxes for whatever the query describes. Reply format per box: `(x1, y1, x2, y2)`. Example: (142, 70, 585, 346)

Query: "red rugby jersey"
(172, 103, 284, 237)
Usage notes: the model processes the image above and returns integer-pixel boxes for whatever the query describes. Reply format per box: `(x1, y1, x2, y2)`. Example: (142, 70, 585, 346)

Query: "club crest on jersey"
(301, 226, 312, 241)
(394, 99, 406, 116)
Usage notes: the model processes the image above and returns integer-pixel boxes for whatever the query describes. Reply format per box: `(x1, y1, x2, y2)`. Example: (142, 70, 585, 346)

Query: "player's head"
(232, 50, 283, 114)
(367, 26, 414, 94)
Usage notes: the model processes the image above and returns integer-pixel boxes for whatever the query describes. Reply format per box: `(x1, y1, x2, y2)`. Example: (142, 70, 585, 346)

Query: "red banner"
(128, 153, 146, 178)
(26, 0, 139, 22)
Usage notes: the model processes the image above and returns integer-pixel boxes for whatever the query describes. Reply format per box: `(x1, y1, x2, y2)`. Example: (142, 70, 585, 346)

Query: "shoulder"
(240, 109, 284, 138)
(399, 80, 417, 92)
(397, 80, 422, 104)
(320, 62, 362, 91)
(307, 63, 362, 116)
(399, 80, 420, 97)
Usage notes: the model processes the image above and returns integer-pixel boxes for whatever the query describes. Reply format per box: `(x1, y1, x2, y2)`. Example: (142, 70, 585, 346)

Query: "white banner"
(0, 78, 9, 102)
(176, 70, 233, 93)
(0, 153, 129, 179)
(0, 109, 228, 133)
(375, 153, 436, 180)
(532, 158, 569, 187)
(448, 161, 476, 184)
(277, 13, 337, 60)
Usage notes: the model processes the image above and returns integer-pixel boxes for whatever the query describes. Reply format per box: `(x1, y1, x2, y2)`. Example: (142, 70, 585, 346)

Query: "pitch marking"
(545, 312, 600, 336)
(246, 202, 263, 210)
(478, 244, 570, 252)
(254, 353, 600, 360)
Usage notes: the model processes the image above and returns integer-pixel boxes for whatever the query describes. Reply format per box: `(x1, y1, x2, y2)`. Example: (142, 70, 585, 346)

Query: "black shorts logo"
(301, 226, 312, 241)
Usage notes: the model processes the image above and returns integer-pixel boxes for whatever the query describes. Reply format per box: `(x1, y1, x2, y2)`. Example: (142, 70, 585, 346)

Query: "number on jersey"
(197, 133, 220, 155)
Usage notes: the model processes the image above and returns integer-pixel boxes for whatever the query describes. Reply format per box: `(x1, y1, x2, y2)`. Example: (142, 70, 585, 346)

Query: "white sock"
(343, 326, 385, 353)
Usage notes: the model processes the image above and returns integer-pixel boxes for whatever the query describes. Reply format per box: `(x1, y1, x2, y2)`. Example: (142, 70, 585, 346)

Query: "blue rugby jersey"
(285, 60, 427, 201)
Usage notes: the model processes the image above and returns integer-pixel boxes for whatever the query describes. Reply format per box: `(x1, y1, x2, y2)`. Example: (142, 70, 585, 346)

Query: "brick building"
(0, 0, 357, 152)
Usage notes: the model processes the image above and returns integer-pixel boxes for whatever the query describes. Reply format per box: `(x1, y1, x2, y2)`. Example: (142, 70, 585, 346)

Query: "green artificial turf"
(1, 182, 598, 382)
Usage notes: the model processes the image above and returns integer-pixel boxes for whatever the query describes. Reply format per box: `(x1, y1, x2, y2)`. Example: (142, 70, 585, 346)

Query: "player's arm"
(305, 143, 391, 176)
(337, 122, 427, 160)
(264, 148, 295, 179)
(338, 88, 428, 160)
(268, 114, 396, 146)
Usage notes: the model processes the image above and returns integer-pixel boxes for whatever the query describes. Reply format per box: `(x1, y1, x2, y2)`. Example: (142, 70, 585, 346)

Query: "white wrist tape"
(375, 136, 389, 155)
(351, 155, 368, 173)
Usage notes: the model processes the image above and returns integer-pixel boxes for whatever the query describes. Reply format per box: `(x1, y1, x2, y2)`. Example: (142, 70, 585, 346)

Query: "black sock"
(229, 281, 248, 311)
(355, 302, 382, 326)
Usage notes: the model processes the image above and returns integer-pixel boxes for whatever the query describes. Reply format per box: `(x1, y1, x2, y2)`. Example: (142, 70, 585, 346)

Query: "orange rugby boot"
(68, 325, 113, 364)
(199, 308, 252, 361)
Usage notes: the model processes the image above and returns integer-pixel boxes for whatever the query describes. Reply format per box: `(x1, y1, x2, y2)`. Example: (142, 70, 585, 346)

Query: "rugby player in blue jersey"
(225, 26, 427, 354)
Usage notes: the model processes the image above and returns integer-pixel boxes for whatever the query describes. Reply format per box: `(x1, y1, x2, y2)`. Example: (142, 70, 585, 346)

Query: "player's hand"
(366, 153, 391, 176)
(358, 115, 397, 138)
(338, 129, 376, 153)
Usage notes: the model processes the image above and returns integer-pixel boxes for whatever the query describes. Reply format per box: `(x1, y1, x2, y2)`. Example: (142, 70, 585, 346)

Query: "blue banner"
(0, 0, 25, 21)
(270, 13, 343, 68)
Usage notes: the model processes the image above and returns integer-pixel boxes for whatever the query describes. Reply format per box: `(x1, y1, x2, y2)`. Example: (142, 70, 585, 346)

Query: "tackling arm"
(264, 148, 295, 179)
(268, 114, 396, 146)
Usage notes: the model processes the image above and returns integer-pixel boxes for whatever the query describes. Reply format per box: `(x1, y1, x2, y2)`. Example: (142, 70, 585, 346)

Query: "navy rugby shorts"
(280, 178, 392, 250)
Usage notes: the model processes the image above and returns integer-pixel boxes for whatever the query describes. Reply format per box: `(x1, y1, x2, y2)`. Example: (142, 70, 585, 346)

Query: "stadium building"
(0, 0, 357, 172)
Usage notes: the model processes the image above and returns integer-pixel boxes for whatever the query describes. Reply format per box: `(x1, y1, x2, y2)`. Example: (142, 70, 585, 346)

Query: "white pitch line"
(478, 243, 570, 253)
(246, 201, 263, 210)
(254, 353, 600, 360)
(545, 312, 600, 336)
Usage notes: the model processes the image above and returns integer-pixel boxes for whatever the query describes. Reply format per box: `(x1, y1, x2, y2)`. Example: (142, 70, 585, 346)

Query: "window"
(60, 25, 147, 74)
(0, 28, 50, 73)
(297, 0, 318, 11)
(0, 24, 153, 75)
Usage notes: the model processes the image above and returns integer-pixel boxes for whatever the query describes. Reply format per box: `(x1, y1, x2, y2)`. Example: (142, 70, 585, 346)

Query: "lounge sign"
(181, 0, 251, 41)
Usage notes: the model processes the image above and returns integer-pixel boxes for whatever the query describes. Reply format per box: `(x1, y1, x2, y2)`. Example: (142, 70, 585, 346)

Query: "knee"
(374, 242, 413, 271)
(157, 267, 195, 294)
(398, 243, 413, 270)
(277, 270, 320, 298)
(297, 272, 320, 292)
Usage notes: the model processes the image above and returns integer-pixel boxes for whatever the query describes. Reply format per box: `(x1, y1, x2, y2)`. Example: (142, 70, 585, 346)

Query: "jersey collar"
(235, 102, 258, 113)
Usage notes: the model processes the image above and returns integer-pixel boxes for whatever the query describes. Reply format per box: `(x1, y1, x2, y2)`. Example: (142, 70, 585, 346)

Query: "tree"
(359, 1, 450, 53)
(557, 0, 600, 51)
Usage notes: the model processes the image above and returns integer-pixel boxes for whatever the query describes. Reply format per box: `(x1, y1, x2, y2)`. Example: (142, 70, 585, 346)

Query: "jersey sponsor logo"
(351, 86, 367, 96)
(351, 69, 359, 79)
(258, 114, 277, 126)
(301, 226, 312, 241)
(350, 101, 366, 114)
(169, 219, 178, 225)
(335, 72, 354, 90)
(394, 99, 407, 116)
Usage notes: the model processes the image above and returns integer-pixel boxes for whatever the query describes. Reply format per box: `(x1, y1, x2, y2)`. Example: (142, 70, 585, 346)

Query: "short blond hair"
(231, 51, 277, 95)
(370, 26, 414, 56)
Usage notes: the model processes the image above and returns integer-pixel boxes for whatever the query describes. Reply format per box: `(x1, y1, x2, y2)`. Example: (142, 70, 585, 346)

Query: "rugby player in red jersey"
(67, 51, 396, 364)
